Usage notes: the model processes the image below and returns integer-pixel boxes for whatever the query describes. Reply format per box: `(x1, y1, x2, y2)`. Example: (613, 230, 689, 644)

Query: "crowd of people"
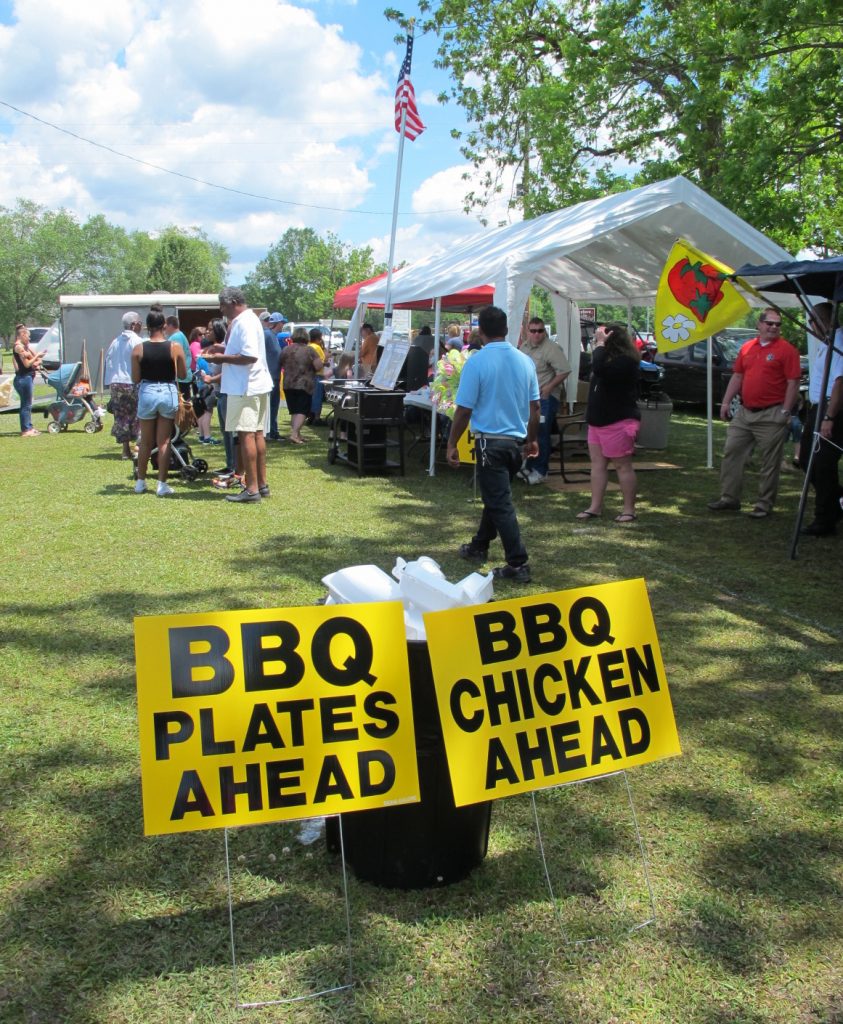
(9, 292, 840, 554)
(97, 290, 346, 502)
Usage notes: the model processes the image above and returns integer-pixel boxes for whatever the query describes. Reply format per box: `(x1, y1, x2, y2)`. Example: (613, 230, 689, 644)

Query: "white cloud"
(0, 0, 393, 275)
(363, 160, 523, 266)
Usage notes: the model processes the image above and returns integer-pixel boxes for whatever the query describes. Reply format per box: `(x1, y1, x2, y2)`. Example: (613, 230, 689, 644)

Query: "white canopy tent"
(359, 174, 794, 311)
(353, 176, 795, 471)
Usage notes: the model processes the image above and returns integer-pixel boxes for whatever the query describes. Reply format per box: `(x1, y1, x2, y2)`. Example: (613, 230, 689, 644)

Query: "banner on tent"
(134, 602, 419, 835)
(423, 579, 680, 806)
(654, 240, 751, 353)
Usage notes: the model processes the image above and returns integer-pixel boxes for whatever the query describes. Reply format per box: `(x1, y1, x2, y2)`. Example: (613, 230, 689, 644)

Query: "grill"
(326, 382, 406, 475)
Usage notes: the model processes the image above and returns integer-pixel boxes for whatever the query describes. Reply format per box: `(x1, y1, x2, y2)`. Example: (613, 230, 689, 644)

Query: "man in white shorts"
(205, 287, 273, 503)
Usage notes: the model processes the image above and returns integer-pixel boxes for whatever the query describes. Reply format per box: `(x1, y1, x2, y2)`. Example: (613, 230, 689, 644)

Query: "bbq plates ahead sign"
(423, 579, 680, 806)
(134, 603, 419, 835)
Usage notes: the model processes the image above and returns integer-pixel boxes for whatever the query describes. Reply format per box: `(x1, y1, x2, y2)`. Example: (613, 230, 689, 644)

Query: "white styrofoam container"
(459, 571, 494, 606)
(321, 564, 400, 605)
(392, 559, 465, 612)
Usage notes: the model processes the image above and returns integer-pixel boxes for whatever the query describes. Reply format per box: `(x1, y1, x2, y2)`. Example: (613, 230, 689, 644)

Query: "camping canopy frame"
(732, 257, 843, 559)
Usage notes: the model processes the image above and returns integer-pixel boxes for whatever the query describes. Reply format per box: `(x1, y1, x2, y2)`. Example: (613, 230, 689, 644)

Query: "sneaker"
(259, 484, 271, 498)
(706, 498, 741, 511)
(526, 470, 547, 485)
(516, 465, 531, 482)
(212, 473, 243, 490)
(459, 542, 488, 561)
(156, 481, 174, 497)
(492, 563, 532, 583)
(225, 488, 261, 503)
(134, 479, 147, 494)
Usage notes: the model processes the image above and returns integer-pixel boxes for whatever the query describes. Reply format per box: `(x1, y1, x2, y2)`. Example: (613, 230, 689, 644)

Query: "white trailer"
(58, 293, 222, 385)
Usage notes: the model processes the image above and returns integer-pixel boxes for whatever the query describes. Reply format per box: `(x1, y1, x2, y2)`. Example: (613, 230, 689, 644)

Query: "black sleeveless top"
(13, 346, 35, 377)
(139, 341, 176, 383)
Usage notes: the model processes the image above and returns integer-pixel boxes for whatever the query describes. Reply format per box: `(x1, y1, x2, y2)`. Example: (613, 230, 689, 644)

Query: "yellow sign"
(654, 239, 751, 353)
(423, 579, 680, 806)
(134, 602, 419, 835)
(457, 429, 476, 464)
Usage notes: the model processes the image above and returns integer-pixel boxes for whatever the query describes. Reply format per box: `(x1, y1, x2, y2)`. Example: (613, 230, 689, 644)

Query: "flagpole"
(382, 110, 407, 333)
(383, 21, 415, 333)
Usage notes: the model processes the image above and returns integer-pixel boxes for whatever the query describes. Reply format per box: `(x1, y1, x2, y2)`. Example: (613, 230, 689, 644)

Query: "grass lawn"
(0, 406, 840, 1024)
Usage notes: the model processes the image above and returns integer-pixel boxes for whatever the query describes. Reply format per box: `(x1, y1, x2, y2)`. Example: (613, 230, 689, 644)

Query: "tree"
(397, 0, 843, 253)
(0, 204, 231, 340)
(145, 227, 228, 293)
(244, 228, 384, 320)
(0, 200, 129, 338)
(97, 231, 159, 294)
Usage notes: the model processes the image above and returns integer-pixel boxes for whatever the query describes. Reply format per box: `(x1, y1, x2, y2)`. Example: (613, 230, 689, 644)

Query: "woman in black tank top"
(130, 309, 187, 496)
(12, 325, 44, 436)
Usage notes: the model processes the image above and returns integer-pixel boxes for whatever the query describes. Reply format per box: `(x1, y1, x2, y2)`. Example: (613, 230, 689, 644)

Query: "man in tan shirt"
(518, 316, 570, 484)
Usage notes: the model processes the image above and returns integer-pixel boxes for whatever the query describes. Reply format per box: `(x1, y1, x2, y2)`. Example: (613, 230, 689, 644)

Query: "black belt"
(743, 403, 779, 412)
(475, 433, 524, 442)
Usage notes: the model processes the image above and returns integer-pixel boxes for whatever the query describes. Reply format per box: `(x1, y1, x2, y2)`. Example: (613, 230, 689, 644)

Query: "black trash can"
(326, 640, 492, 888)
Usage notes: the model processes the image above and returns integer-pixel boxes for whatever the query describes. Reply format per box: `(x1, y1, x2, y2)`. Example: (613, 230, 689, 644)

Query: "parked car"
(288, 323, 345, 352)
(28, 322, 62, 370)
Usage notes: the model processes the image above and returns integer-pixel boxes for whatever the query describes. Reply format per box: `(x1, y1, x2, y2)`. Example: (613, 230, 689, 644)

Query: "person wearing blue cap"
(264, 312, 287, 440)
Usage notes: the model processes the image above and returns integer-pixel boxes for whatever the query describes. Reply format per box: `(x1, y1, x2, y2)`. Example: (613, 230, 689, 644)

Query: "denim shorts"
(137, 381, 178, 420)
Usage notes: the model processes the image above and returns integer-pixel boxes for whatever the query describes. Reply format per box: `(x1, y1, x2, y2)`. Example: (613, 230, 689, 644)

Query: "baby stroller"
(133, 408, 209, 482)
(43, 362, 106, 434)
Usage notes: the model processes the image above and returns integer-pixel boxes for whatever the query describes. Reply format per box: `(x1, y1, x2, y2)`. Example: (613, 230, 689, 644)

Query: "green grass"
(0, 408, 841, 1023)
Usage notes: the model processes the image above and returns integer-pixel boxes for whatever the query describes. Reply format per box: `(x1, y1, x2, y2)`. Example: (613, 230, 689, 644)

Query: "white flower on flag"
(661, 313, 695, 344)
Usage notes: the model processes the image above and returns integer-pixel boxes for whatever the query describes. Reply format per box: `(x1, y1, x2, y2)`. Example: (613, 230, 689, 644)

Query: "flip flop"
(575, 510, 601, 520)
(614, 512, 638, 523)
(289, 436, 305, 445)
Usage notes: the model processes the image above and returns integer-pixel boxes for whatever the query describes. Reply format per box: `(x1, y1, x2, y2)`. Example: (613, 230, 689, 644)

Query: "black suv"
(654, 330, 752, 410)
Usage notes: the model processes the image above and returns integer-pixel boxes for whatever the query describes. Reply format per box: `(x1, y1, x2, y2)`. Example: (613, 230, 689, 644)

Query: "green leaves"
(0, 204, 229, 338)
(145, 228, 227, 294)
(244, 228, 384, 321)
(410, 0, 843, 253)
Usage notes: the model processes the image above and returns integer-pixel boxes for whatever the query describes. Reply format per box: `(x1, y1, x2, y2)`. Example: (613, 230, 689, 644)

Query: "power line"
(0, 99, 467, 217)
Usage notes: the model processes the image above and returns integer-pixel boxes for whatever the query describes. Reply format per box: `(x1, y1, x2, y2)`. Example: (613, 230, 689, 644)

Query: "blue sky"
(0, 0, 514, 281)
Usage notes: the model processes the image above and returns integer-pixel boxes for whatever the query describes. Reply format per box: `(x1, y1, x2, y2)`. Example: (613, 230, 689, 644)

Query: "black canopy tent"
(732, 257, 843, 558)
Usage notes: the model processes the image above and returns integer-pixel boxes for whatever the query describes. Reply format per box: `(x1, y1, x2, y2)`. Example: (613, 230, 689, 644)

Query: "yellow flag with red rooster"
(654, 240, 751, 353)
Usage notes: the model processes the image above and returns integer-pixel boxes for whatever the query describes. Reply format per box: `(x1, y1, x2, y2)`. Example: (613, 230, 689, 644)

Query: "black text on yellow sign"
(423, 579, 680, 805)
(134, 603, 419, 835)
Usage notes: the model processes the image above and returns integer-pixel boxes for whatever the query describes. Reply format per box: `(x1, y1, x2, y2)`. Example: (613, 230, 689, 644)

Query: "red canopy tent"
(333, 272, 494, 311)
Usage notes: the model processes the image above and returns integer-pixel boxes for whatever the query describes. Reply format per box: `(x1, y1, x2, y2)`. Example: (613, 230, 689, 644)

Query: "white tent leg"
(549, 294, 580, 408)
(428, 298, 443, 476)
(706, 337, 714, 469)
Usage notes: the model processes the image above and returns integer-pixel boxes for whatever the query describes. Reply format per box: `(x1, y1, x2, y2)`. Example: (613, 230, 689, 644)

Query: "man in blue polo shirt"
(261, 311, 284, 440)
(447, 305, 540, 583)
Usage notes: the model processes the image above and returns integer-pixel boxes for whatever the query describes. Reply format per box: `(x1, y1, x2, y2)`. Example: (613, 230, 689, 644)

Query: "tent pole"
(428, 298, 443, 476)
(354, 303, 366, 377)
(790, 290, 842, 558)
(706, 337, 714, 469)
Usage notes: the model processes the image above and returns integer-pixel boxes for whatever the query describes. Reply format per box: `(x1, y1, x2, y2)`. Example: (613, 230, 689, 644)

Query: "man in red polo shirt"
(707, 308, 801, 518)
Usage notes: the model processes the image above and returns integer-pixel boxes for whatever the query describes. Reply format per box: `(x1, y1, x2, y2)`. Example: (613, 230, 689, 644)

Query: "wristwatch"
(823, 415, 835, 421)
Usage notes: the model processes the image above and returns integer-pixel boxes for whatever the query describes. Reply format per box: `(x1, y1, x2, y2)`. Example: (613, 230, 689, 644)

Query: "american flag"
(394, 32, 425, 141)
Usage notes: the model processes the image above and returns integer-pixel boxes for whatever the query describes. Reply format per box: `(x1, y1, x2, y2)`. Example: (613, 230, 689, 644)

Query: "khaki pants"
(718, 405, 789, 512)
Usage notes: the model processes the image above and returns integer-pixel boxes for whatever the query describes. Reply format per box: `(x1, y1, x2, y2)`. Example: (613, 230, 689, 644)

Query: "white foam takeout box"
(321, 557, 493, 641)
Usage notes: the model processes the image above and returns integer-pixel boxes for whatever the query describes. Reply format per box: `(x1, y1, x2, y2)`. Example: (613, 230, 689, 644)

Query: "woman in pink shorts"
(576, 323, 641, 523)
